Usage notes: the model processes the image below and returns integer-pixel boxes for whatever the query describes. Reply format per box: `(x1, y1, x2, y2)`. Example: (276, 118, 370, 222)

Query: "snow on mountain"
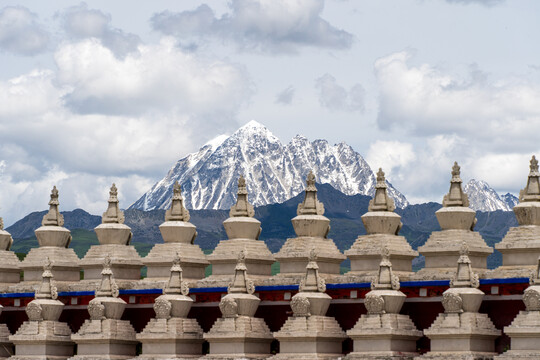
(130, 120, 408, 211)
(502, 193, 519, 209)
(464, 179, 517, 212)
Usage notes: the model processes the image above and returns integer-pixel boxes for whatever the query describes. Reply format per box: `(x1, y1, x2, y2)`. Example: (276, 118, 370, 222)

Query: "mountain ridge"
(130, 120, 408, 212)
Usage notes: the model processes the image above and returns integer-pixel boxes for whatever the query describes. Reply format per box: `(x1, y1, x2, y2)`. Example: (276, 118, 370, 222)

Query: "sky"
(1, 0, 540, 225)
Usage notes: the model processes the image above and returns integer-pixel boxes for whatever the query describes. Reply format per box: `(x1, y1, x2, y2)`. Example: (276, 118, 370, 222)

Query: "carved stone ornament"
(246, 279, 256, 295)
(524, 287, 540, 311)
(154, 298, 172, 319)
(291, 295, 311, 317)
(88, 301, 106, 320)
(297, 171, 325, 216)
(519, 155, 540, 203)
(229, 176, 255, 218)
(42, 186, 65, 226)
(368, 168, 396, 212)
(442, 292, 463, 313)
(219, 297, 238, 318)
(165, 181, 190, 222)
(365, 294, 385, 314)
(26, 302, 43, 321)
(442, 162, 470, 208)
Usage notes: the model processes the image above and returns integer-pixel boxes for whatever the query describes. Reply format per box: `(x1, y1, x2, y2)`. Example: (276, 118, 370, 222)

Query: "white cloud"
(61, 3, 140, 58)
(0, 38, 254, 224)
(366, 141, 416, 181)
(469, 153, 534, 192)
(55, 38, 252, 119)
(0, 6, 49, 56)
(0, 160, 154, 226)
(444, 0, 504, 6)
(151, 0, 353, 53)
(374, 51, 540, 152)
(275, 86, 295, 105)
(315, 73, 365, 112)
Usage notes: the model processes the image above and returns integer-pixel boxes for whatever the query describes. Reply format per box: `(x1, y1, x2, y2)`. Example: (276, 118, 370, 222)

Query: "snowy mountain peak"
(239, 119, 266, 130)
(203, 134, 229, 151)
(463, 179, 517, 212)
(130, 122, 409, 212)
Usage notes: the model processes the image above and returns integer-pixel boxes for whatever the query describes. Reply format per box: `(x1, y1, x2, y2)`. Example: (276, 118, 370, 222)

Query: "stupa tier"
(275, 171, 345, 278)
(79, 184, 143, 282)
(143, 181, 208, 281)
(204, 249, 273, 359)
(10, 258, 74, 360)
(137, 253, 204, 359)
(345, 168, 417, 280)
(496, 257, 540, 359)
(495, 156, 540, 277)
(419, 243, 500, 359)
(346, 247, 422, 359)
(20, 186, 80, 283)
(0, 217, 20, 285)
(71, 256, 138, 359)
(204, 176, 274, 282)
(417, 162, 492, 280)
(271, 248, 346, 359)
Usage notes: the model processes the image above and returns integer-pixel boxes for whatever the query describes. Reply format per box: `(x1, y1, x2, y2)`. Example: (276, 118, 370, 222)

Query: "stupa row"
(0, 242, 538, 359)
(1, 156, 540, 293)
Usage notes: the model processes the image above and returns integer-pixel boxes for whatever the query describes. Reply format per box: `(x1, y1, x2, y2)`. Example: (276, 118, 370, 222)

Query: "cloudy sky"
(0, 0, 539, 225)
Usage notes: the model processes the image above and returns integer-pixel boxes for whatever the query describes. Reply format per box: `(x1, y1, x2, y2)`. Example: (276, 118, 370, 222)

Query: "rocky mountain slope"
(464, 179, 519, 211)
(130, 120, 408, 211)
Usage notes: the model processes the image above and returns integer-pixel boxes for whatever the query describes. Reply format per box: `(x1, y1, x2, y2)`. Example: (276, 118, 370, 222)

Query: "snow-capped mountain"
(502, 192, 519, 209)
(463, 179, 519, 212)
(130, 120, 408, 211)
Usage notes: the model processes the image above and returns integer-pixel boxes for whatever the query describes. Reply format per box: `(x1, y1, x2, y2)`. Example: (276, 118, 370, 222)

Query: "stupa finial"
(102, 183, 124, 224)
(41, 186, 64, 226)
(227, 249, 255, 294)
(371, 246, 400, 291)
(35, 257, 58, 300)
(297, 171, 325, 216)
(450, 242, 479, 288)
(299, 248, 326, 293)
(165, 181, 191, 222)
(96, 256, 119, 298)
(368, 168, 396, 212)
(0, 217, 3, 231)
(519, 155, 540, 202)
(229, 176, 255, 217)
(164, 253, 190, 296)
(442, 162, 470, 207)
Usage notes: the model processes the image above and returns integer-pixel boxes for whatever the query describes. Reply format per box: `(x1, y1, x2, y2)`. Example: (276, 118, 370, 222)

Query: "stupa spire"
(297, 171, 325, 216)
(96, 256, 119, 298)
(450, 242, 479, 288)
(0, 217, 3, 230)
(165, 181, 190, 222)
(229, 176, 255, 218)
(228, 249, 255, 294)
(442, 162, 469, 207)
(371, 247, 400, 291)
(164, 253, 189, 296)
(35, 257, 58, 300)
(519, 155, 540, 202)
(102, 183, 125, 224)
(41, 186, 64, 226)
(299, 249, 326, 293)
(369, 168, 396, 212)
